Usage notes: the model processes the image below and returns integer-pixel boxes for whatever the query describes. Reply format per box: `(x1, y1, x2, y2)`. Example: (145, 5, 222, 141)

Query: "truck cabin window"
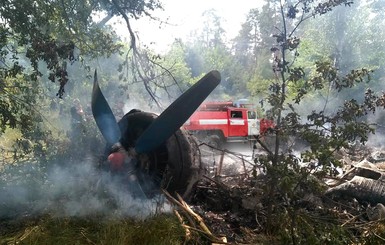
(248, 111, 256, 119)
(230, 111, 243, 118)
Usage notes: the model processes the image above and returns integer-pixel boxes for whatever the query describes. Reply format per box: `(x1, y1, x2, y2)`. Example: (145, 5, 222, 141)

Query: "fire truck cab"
(184, 99, 264, 147)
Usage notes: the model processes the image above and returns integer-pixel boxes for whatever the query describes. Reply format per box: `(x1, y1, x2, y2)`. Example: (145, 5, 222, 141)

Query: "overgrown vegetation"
(251, 0, 385, 244)
(2, 0, 385, 244)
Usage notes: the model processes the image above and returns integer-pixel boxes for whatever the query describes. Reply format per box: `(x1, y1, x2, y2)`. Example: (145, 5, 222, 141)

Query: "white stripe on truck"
(199, 119, 227, 125)
(230, 119, 245, 125)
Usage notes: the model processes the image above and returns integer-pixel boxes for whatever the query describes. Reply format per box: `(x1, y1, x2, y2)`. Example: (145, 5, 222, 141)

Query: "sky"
(117, 0, 264, 52)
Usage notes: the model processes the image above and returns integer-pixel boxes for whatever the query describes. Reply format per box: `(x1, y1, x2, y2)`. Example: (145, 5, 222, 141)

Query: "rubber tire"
(208, 134, 222, 149)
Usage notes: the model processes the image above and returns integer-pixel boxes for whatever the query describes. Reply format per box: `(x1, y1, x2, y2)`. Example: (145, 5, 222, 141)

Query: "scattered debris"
(185, 143, 385, 243)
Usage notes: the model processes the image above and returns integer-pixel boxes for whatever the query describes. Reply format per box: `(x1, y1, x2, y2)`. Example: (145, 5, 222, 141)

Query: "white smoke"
(0, 158, 171, 219)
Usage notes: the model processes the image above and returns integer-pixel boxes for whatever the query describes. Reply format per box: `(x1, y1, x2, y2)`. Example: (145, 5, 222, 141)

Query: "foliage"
(249, 0, 385, 244)
(0, 0, 165, 152)
(0, 75, 41, 133)
(179, 10, 248, 99)
(1, 0, 129, 96)
(233, 3, 281, 97)
(0, 73, 57, 163)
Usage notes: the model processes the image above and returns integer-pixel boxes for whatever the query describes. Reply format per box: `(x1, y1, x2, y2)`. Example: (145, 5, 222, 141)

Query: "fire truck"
(183, 99, 274, 148)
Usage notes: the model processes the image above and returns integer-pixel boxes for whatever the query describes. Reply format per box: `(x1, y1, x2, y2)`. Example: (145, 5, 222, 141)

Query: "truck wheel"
(208, 135, 222, 149)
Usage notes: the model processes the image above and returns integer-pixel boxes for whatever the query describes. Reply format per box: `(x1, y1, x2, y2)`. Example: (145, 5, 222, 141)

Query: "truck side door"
(247, 110, 259, 136)
(228, 109, 248, 137)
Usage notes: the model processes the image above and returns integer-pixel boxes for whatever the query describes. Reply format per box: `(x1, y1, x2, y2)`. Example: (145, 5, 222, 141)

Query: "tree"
(233, 2, 281, 101)
(0, 0, 150, 96)
(249, 0, 385, 243)
(182, 9, 249, 98)
(0, 0, 163, 159)
(199, 9, 226, 49)
(141, 40, 193, 109)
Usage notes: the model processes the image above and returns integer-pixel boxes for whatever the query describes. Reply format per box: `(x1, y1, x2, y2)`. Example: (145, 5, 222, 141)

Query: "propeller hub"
(107, 143, 137, 171)
(107, 152, 125, 171)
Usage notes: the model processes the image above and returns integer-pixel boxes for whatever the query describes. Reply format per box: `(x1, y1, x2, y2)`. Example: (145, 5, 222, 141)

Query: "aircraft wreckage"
(91, 70, 221, 199)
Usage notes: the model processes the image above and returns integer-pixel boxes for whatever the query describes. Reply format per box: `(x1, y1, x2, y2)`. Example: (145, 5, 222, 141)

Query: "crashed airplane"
(91, 70, 221, 199)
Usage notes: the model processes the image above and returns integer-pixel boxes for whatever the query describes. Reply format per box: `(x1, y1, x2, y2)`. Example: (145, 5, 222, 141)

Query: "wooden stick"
(216, 150, 225, 176)
(162, 190, 195, 227)
(181, 224, 227, 244)
(176, 193, 213, 236)
(203, 175, 229, 191)
(174, 210, 191, 241)
(162, 189, 227, 244)
(241, 156, 247, 177)
(341, 213, 363, 227)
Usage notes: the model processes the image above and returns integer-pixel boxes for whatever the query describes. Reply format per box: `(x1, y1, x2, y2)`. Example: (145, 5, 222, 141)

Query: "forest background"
(2, 0, 385, 243)
(1, 0, 385, 159)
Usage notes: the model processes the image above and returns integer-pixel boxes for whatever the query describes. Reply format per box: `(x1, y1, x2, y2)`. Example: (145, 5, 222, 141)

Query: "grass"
(1, 214, 186, 245)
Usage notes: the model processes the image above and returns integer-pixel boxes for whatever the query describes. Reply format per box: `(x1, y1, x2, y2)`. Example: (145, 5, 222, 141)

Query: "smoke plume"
(0, 158, 171, 219)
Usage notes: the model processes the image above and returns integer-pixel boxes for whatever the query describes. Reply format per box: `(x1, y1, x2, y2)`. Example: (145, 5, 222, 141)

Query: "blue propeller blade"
(135, 70, 221, 154)
(91, 70, 121, 146)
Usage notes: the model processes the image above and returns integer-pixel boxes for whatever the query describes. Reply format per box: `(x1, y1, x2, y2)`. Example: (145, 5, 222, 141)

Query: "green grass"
(1, 214, 186, 245)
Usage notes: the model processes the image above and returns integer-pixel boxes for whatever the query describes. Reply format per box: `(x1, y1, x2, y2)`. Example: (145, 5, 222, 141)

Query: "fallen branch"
(176, 193, 212, 235)
(174, 210, 191, 242)
(203, 175, 229, 191)
(14, 225, 40, 244)
(162, 189, 227, 244)
(181, 224, 227, 244)
(341, 213, 364, 227)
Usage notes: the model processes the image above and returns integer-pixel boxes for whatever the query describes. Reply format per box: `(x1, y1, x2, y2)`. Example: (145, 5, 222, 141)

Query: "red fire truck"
(183, 99, 274, 148)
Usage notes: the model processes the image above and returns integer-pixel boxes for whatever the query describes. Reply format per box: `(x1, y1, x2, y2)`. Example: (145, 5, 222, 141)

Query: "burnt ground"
(184, 142, 385, 243)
